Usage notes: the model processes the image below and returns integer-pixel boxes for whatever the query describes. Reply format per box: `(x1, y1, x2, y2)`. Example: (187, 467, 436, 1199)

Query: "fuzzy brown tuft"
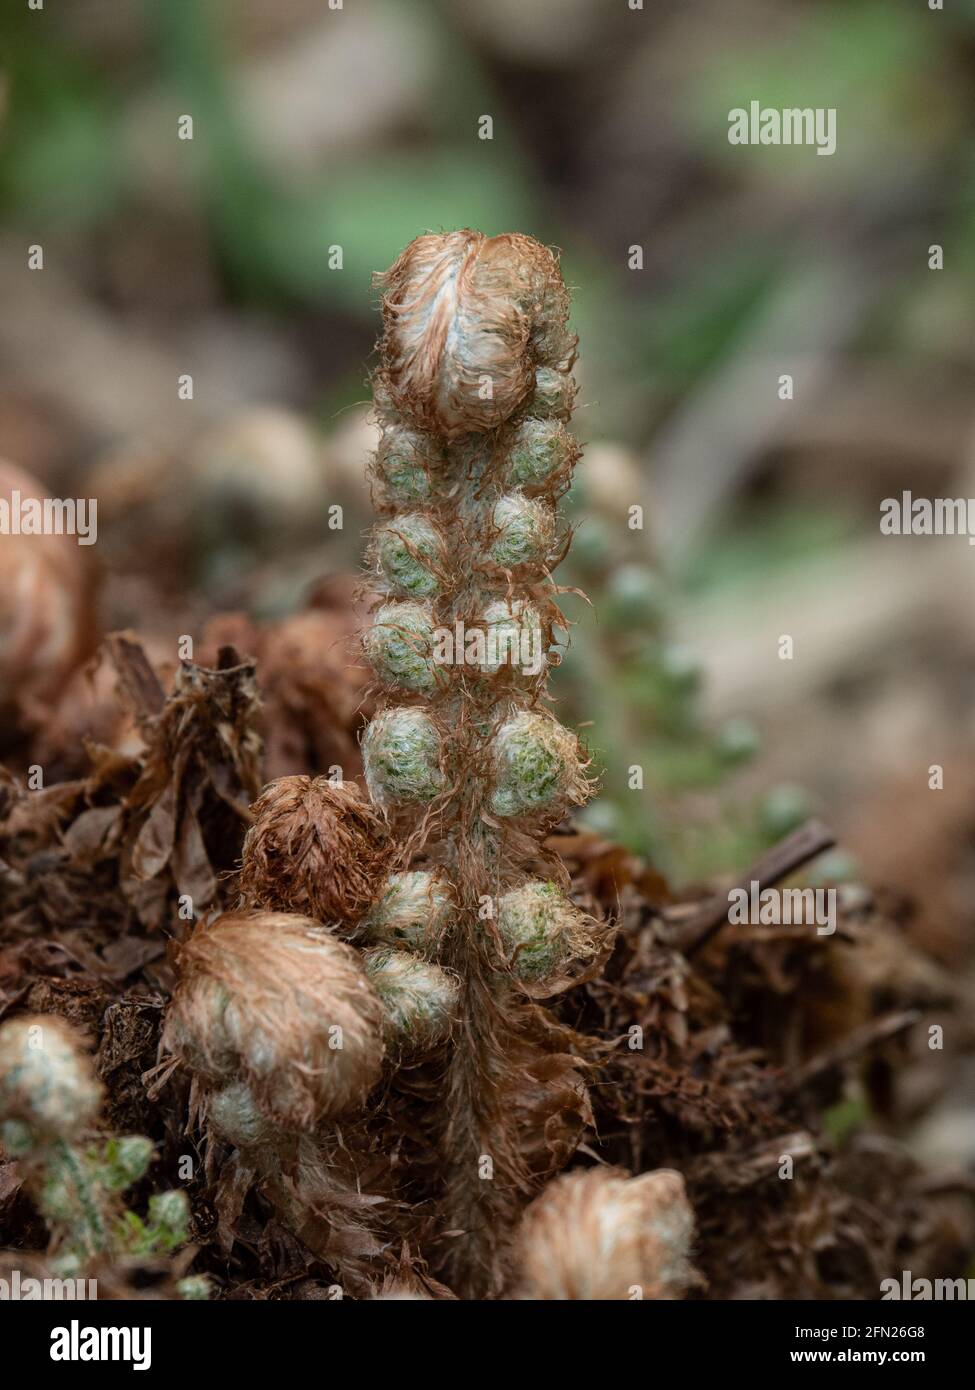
(163, 910, 386, 1128)
(239, 776, 388, 927)
(514, 1166, 697, 1300)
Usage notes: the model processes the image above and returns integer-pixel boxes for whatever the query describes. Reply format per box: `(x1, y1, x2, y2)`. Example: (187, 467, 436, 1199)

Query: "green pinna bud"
(363, 707, 445, 806)
(488, 494, 556, 569)
(480, 598, 546, 678)
(375, 425, 441, 505)
(148, 1189, 190, 1243)
(363, 948, 460, 1054)
(374, 513, 445, 596)
(0, 1119, 31, 1156)
(604, 564, 666, 632)
(507, 418, 576, 491)
(714, 716, 760, 766)
(38, 1172, 77, 1224)
(361, 869, 453, 955)
(100, 1135, 154, 1191)
(759, 783, 810, 841)
(495, 881, 595, 984)
(364, 600, 440, 693)
(489, 710, 590, 820)
(658, 642, 703, 696)
(531, 366, 575, 419)
(176, 1275, 211, 1300)
(208, 1080, 275, 1151)
(0, 1015, 103, 1142)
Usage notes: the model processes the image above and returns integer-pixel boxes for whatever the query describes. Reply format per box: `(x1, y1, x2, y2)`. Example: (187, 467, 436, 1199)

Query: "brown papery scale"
(365, 230, 609, 1296)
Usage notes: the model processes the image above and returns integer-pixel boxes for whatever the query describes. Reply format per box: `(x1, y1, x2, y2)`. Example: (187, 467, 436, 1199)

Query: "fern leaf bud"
(373, 513, 446, 597)
(364, 600, 440, 694)
(495, 881, 595, 984)
(361, 870, 454, 956)
(487, 494, 556, 569)
(489, 710, 590, 820)
(0, 1015, 102, 1143)
(163, 911, 386, 1129)
(363, 708, 445, 806)
(516, 1167, 697, 1300)
(363, 948, 460, 1055)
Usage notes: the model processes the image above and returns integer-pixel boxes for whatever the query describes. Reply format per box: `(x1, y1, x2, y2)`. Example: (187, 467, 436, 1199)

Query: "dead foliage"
(0, 627, 972, 1299)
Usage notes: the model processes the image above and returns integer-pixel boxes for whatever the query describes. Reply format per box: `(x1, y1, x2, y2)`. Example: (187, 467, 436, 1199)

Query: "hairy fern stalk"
(117, 230, 696, 1300)
(363, 230, 608, 1295)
